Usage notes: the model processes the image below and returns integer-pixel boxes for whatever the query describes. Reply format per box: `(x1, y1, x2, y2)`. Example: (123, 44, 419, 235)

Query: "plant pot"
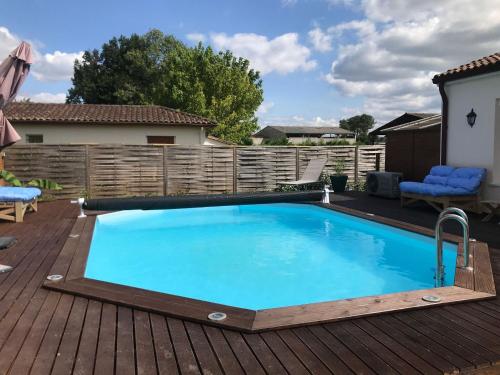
(330, 175, 348, 193)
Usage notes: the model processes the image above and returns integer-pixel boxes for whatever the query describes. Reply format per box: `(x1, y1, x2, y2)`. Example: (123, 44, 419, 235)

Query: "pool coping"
(43, 202, 496, 332)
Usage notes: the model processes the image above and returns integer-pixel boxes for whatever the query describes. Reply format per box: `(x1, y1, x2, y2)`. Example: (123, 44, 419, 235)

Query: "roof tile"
(433, 53, 500, 83)
(4, 103, 216, 127)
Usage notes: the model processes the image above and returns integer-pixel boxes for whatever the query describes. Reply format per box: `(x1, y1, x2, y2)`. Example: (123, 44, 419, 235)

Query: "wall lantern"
(466, 108, 477, 127)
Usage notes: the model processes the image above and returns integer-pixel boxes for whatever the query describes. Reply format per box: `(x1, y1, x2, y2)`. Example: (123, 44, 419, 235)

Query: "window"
(147, 136, 175, 145)
(26, 134, 43, 144)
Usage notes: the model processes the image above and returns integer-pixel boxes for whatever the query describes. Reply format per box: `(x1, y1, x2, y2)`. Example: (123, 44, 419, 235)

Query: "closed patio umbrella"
(0, 41, 33, 149)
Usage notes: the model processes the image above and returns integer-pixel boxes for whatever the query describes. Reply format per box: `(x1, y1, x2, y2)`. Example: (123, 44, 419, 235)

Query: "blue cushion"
(0, 187, 41, 202)
(423, 175, 447, 185)
(400, 181, 473, 196)
(429, 165, 455, 177)
(446, 167, 486, 193)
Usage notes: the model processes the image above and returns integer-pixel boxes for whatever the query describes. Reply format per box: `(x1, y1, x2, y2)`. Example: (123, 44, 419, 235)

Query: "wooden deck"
(0, 199, 500, 374)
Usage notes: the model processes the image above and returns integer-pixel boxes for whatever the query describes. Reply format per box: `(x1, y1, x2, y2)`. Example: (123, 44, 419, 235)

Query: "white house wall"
(445, 72, 500, 200)
(12, 123, 206, 145)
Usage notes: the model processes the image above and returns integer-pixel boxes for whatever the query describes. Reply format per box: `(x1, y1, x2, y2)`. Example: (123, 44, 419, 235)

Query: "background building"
(5, 103, 217, 145)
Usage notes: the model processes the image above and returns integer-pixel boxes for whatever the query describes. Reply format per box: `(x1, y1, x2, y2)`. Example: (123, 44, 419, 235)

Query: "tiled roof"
(380, 115, 441, 134)
(4, 103, 216, 127)
(433, 53, 500, 83)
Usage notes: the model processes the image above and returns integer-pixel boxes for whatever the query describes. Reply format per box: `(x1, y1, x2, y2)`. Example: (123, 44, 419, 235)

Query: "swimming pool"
(85, 203, 457, 310)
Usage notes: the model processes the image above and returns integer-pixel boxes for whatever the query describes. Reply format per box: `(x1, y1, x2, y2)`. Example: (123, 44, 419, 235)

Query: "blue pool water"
(85, 203, 457, 310)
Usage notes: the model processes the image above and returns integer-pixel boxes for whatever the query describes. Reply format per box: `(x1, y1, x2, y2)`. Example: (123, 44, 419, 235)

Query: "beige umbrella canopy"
(0, 41, 33, 149)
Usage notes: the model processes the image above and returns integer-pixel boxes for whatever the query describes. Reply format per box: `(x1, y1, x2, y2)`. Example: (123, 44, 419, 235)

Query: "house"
(252, 125, 355, 145)
(4, 102, 217, 145)
(433, 52, 500, 200)
(379, 114, 441, 181)
(370, 112, 437, 137)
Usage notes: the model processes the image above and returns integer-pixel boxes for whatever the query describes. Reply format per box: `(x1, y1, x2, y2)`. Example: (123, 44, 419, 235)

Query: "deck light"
(466, 108, 477, 127)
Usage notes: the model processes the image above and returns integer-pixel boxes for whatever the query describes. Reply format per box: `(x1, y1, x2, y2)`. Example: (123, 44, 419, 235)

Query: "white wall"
(445, 72, 500, 200)
(12, 122, 206, 145)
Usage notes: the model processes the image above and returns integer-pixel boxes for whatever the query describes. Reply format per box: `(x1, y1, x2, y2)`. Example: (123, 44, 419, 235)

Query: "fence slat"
(3, 144, 385, 198)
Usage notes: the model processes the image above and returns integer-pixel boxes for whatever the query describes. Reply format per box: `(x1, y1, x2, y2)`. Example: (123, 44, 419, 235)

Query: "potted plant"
(330, 159, 348, 193)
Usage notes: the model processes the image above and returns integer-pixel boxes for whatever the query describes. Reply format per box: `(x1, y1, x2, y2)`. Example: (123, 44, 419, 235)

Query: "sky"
(1, 0, 500, 128)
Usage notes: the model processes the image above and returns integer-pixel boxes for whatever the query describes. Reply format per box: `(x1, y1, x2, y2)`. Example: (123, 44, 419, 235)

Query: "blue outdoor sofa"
(399, 166, 486, 212)
(0, 187, 41, 222)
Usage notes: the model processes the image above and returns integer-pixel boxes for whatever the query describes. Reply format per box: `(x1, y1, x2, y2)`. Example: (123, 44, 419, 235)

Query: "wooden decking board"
(291, 326, 354, 375)
(395, 312, 485, 368)
(407, 310, 500, 367)
(337, 320, 420, 375)
(94, 302, 117, 374)
(221, 329, 266, 374)
(1, 200, 500, 374)
(29, 293, 75, 375)
(73, 299, 101, 375)
(377, 315, 466, 372)
(308, 324, 376, 375)
(5, 292, 62, 375)
(115, 306, 136, 375)
(324, 322, 399, 375)
(241, 332, 287, 374)
(353, 319, 441, 375)
(133, 310, 158, 375)
(203, 326, 245, 375)
(259, 331, 310, 374)
(150, 314, 180, 375)
(184, 321, 223, 375)
(50, 296, 88, 375)
(275, 329, 332, 375)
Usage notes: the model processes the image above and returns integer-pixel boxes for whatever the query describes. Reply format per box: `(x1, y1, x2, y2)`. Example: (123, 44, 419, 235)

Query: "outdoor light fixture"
(466, 108, 477, 127)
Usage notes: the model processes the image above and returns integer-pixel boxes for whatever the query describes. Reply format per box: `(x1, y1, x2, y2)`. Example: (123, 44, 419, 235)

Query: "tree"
(67, 30, 263, 144)
(339, 114, 375, 144)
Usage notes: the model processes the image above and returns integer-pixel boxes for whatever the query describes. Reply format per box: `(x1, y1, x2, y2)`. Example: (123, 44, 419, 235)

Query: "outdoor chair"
(0, 187, 41, 222)
(399, 165, 486, 212)
(278, 158, 327, 188)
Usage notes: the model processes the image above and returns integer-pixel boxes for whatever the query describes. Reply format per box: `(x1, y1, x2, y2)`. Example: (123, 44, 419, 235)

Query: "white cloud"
(0, 26, 82, 83)
(18, 92, 66, 103)
(186, 33, 206, 43)
(261, 114, 338, 127)
(257, 101, 275, 114)
(210, 32, 316, 75)
(322, 0, 500, 122)
(31, 51, 83, 82)
(281, 0, 298, 7)
(308, 27, 333, 52)
(0, 27, 22, 59)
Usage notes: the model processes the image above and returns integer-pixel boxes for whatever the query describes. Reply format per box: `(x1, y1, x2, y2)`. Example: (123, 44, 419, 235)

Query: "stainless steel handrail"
(435, 212, 470, 287)
(438, 207, 468, 225)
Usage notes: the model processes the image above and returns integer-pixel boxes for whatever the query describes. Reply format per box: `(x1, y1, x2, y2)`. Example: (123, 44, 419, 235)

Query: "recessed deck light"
(422, 295, 441, 303)
(0, 265, 12, 273)
(47, 274, 64, 281)
(208, 312, 227, 321)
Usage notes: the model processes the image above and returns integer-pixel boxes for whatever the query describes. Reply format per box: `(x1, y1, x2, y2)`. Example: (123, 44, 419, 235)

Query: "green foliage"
(339, 114, 375, 143)
(0, 170, 62, 191)
(262, 137, 291, 146)
(26, 179, 63, 191)
(348, 180, 367, 192)
(297, 138, 351, 146)
(333, 159, 346, 176)
(275, 172, 329, 192)
(67, 30, 263, 145)
(0, 170, 23, 187)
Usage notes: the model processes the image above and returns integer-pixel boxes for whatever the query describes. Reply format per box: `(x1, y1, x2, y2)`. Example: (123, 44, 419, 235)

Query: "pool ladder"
(435, 207, 470, 287)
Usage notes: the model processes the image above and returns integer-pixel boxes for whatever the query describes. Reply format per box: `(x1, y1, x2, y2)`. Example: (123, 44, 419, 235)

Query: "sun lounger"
(0, 187, 41, 222)
(278, 158, 327, 187)
(400, 166, 486, 212)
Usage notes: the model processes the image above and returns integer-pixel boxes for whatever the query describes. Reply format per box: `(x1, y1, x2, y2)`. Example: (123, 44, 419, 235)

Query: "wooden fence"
(4, 144, 384, 199)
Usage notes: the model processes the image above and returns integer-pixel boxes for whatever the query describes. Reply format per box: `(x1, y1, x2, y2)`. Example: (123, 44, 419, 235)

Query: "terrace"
(0, 193, 499, 374)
